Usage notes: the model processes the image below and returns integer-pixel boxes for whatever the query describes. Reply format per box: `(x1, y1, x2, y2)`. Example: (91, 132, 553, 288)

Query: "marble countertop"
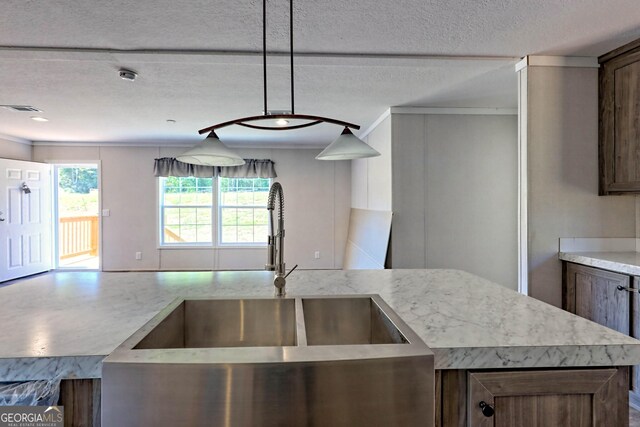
(2, 269, 640, 381)
(559, 251, 640, 276)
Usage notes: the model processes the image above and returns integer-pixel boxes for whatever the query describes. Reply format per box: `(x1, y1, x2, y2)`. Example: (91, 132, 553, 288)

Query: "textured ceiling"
(1, 0, 639, 146)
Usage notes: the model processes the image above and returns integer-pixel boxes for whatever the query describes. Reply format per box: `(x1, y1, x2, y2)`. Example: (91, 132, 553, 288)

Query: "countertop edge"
(0, 355, 104, 382)
(432, 344, 640, 370)
(559, 251, 640, 276)
(4, 342, 640, 381)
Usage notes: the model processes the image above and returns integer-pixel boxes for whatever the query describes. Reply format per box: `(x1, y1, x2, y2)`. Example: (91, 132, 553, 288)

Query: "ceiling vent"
(1, 105, 42, 112)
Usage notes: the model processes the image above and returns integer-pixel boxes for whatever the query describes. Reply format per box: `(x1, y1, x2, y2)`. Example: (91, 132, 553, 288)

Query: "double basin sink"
(102, 295, 434, 426)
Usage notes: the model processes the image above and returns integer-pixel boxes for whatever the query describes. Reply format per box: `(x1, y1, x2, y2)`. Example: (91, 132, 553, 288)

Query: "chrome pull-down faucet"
(265, 182, 296, 296)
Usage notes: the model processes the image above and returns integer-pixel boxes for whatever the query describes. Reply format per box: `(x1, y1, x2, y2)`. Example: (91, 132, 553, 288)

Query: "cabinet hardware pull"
(616, 285, 639, 293)
(479, 401, 495, 417)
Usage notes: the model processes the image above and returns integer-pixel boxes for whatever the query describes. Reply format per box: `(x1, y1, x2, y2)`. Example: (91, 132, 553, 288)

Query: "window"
(160, 177, 213, 244)
(159, 176, 270, 246)
(218, 177, 270, 245)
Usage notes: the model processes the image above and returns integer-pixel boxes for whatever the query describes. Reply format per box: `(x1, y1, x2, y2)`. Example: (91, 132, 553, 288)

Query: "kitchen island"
(1, 269, 639, 426)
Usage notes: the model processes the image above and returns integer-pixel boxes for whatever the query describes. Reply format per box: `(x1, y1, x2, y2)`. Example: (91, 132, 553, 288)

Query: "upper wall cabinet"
(599, 37, 640, 195)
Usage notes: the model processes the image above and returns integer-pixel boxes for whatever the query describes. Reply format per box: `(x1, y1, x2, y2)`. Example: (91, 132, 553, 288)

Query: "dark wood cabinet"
(599, 37, 640, 195)
(564, 262, 631, 334)
(563, 261, 640, 409)
(58, 379, 101, 427)
(436, 367, 629, 427)
(468, 369, 627, 427)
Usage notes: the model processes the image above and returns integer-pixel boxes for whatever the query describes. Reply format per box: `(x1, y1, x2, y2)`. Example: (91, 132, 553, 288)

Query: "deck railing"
(163, 227, 186, 243)
(59, 215, 99, 259)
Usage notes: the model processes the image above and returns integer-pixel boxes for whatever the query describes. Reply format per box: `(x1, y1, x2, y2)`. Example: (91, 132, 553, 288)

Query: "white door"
(0, 159, 52, 282)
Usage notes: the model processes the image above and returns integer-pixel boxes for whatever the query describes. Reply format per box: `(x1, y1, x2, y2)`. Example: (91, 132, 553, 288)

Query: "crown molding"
(358, 109, 391, 140)
(31, 140, 325, 149)
(0, 46, 519, 68)
(0, 133, 32, 145)
(390, 107, 518, 115)
(515, 55, 599, 72)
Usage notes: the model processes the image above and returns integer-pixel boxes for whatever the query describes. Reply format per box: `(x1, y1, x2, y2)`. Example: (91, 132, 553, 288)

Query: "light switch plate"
(102, 209, 110, 217)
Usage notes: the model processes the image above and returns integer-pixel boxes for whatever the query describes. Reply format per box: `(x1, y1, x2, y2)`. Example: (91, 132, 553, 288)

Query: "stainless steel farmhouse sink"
(134, 298, 297, 348)
(302, 296, 408, 345)
(102, 295, 434, 427)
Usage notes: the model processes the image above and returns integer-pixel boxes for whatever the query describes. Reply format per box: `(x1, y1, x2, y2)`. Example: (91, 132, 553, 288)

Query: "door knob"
(479, 401, 495, 417)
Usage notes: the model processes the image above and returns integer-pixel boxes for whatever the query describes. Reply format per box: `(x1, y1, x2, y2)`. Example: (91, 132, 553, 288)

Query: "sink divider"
(294, 298, 308, 346)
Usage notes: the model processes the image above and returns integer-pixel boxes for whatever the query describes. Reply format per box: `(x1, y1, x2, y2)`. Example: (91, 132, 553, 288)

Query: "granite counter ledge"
(1, 269, 640, 382)
(559, 251, 640, 276)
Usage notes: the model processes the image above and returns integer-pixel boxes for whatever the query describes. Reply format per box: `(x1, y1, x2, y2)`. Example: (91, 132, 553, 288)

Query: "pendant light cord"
(263, 0, 268, 115)
(262, 0, 295, 115)
(290, 0, 294, 114)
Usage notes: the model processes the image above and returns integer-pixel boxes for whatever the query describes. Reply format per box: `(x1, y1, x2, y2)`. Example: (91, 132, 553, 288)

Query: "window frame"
(158, 176, 215, 247)
(216, 177, 271, 247)
(157, 176, 270, 249)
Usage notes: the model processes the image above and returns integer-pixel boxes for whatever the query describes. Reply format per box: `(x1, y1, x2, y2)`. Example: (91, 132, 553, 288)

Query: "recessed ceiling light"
(30, 116, 48, 122)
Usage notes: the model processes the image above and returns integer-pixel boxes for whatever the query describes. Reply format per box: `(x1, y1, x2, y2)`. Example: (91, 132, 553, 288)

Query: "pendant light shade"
(316, 127, 381, 160)
(177, 132, 245, 166)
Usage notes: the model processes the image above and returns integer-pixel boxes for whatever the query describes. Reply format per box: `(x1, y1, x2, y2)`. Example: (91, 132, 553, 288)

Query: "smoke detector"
(118, 69, 137, 82)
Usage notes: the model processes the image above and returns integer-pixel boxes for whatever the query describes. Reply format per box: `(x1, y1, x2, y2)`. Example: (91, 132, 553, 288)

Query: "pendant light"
(176, 131, 245, 166)
(316, 127, 380, 160)
(178, 0, 379, 165)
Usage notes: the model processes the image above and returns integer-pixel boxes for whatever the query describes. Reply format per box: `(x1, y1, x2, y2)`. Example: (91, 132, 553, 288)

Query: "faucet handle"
(284, 264, 298, 279)
(274, 264, 297, 298)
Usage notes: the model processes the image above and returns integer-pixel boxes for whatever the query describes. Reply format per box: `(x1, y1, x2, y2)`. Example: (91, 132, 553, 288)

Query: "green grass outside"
(163, 190, 269, 244)
(163, 191, 268, 207)
(58, 190, 99, 216)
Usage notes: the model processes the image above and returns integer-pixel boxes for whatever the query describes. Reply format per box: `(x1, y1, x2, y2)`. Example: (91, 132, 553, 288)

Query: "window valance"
(154, 158, 277, 178)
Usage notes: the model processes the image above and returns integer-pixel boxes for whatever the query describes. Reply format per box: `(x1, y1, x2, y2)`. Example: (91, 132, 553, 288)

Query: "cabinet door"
(599, 40, 640, 194)
(564, 263, 630, 335)
(632, 277, 640, 409)
(468, 369, 628, 427)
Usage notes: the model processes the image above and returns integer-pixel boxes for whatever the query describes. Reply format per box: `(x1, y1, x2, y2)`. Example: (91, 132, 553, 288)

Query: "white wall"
(352, 111, 518, 288)
(522, 65, 636, 306)
(424, 114, 518, 287)
(390, 113, 518, 288)
(351, 115, 392, 210)
(0, 138, 31, 161)
(391, 114, 428, 269)
(33, 145, 350, 271)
